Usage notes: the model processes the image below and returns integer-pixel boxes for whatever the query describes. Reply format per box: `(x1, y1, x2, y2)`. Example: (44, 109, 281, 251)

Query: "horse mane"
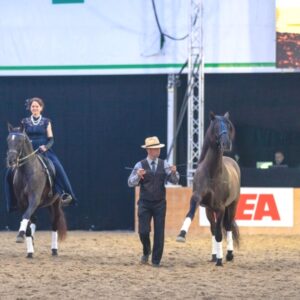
(198, 123, 213, 164)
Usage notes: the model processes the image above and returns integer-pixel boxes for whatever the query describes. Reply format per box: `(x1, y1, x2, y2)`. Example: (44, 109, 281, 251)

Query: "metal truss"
(187, 0, 204, 186)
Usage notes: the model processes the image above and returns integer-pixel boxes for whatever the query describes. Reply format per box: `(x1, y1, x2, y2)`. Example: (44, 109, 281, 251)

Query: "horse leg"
(224, 200, 240, 262)
(49, 203, 58, 256)
(215, 209, 225, 267)
(30, 214, 37, 239)
(50, 199, 67, 256)
(206, 208, 217, 262)
(176, 193, 201, 243)
(25, 223, 34, 258)
(25, 215, 37, 258)
(51, 232, 58, 256)
(16, 218, 29, 243)
(16, 198, 39, 243)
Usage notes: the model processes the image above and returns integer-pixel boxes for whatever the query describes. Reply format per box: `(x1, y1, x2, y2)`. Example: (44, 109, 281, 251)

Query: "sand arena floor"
(0, 231, 299, 299)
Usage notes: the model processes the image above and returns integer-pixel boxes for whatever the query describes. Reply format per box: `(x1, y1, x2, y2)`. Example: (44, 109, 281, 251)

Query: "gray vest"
(139, 158, 167, 202)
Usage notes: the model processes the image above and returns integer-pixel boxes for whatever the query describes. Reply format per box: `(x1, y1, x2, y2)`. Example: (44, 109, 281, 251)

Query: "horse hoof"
(27, 253, 33, 259)
(216, 258, 223, 267)
(176, 230, 186, 243)
(210, 254, 217, 262)
(226, 250, 234, 261)
(176, 236, 186, 243)
(16, 231, 25, 243)
(52, 249, 58, 256)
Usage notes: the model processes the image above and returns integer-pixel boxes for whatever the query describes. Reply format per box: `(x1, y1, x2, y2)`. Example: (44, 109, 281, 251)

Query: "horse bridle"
(7, 132, 39, 168)
(215, 117, 229, 144)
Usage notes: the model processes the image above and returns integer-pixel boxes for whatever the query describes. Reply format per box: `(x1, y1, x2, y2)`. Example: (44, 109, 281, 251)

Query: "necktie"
(151, 161, 156, 173)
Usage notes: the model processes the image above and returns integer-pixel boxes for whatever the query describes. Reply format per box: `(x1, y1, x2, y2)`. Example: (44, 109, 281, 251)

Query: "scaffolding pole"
(167, 74, 179, 165)
(187, 0, 204, 186)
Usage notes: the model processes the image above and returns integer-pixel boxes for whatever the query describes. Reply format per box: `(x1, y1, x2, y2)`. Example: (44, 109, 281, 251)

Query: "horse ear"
(210, 111, 216, 120)
(7, 123, 13, 132)
(224, 112, 230, 119)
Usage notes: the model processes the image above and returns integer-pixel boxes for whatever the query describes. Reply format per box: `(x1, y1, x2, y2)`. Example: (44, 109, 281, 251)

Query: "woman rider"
(5, 97, 77, 212)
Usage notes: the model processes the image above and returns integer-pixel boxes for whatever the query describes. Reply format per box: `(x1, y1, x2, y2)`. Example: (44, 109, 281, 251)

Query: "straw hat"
(141, 136, 165, 149)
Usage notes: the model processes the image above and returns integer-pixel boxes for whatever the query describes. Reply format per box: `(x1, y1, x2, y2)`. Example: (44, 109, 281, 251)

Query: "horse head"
(209, 112, 235, 152)
(7, 123, 28, 168)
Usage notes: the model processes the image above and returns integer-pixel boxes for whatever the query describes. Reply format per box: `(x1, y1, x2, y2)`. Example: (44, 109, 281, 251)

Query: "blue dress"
(22, 116, 77, 201)
(4, 116, 77, 212)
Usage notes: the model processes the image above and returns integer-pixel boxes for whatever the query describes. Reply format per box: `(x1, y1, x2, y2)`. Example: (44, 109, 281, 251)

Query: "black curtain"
(0, 75, 168, 231)
(155, 72, 300, 184)
(205, 73, 300, 168)
(1, 72, 300, 230)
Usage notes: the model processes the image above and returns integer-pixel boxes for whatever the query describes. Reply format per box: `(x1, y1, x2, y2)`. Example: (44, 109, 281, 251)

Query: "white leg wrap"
(181, 217, 192, 233)
(26, 237, 34, 253)
(19, 219, 29, 232)
(227, 231, 233, 251)
(30, 224, 36, 237)
(211, 236, 217, 255)
(216, 240, 223, 259)
(51, 231, 58, 250)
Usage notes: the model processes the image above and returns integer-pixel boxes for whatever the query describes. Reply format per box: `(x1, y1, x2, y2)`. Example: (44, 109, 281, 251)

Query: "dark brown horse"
(6, 124, 67, 258)
(176, 112, 240, 266)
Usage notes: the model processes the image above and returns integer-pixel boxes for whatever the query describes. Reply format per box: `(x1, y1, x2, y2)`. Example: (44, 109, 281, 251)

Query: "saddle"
(37, 154, 56, 197)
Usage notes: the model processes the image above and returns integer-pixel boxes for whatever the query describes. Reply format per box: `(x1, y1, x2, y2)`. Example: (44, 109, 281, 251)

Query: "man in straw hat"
(128, 136, 179, 267)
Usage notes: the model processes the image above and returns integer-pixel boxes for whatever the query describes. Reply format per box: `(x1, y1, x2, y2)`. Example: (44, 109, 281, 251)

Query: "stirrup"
(61, 193, 72, 207)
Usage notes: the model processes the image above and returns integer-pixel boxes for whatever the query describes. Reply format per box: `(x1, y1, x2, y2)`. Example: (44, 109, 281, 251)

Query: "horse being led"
(6, 124, 67, 258)
(176, 112, 241, 266)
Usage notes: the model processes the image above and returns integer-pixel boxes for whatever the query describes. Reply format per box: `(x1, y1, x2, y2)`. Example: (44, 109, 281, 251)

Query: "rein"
(17, 148, 39, 167)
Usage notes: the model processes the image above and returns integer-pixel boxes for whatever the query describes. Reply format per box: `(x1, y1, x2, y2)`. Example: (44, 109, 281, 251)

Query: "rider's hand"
(137, 168, 146, 180)
(39, 145, 47, 152)
(170, 165, 177, 173)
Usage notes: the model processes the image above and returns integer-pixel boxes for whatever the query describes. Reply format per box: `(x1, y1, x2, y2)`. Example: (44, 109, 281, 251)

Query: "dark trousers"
(138, 199, 166, 264)
(43, 151, 77, 202)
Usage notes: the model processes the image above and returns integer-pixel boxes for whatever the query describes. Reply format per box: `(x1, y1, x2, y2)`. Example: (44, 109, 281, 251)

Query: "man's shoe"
(152, 263, 160, 268)
(140, 254, 150, 264)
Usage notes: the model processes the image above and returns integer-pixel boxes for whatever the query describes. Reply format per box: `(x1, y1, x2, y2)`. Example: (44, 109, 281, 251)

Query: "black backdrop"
(176, 73, 300, 186)
(204, 73, 300, 168)
(0, 75, 168, 231)
(1, 72, 300, 230)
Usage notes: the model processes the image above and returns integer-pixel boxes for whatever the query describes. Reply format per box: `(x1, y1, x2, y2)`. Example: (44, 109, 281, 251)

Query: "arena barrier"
(135, 187, 300, 235)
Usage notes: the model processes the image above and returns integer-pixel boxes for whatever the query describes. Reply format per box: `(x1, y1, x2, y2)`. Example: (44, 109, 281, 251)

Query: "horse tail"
(52, 199, 67, 241)
(231, 220, 240, 248)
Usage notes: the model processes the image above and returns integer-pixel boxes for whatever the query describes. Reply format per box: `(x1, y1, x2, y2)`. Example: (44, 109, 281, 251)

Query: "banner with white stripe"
(0, 0, 276, 75)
